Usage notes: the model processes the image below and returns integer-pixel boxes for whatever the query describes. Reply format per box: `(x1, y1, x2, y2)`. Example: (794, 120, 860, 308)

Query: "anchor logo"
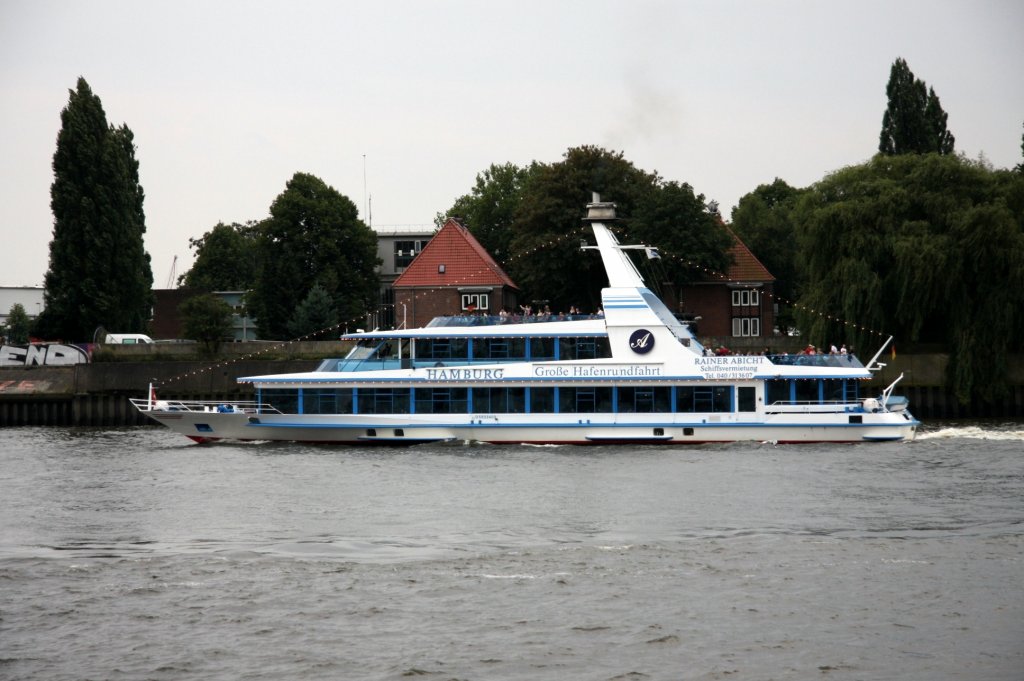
(629, 329, 654, 354)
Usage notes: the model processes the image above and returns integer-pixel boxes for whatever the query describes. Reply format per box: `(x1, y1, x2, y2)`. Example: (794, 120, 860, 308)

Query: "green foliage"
(627, 179, 733, 299)
(35, 77, 154, 342)
(505, 146, 661, 312)
(3, 304, 31, 344)
(180, 221, 261, 291)
(441, 146, 733, 314)
(792, 153, 1024, 403)
(879, 58, 955, 156)
(729, 178, 806, 330)
(443, 162, 540, 262)
(287, 285, 338, 338)
(179, 293, 234, 353)
(249, 173, 380, 339)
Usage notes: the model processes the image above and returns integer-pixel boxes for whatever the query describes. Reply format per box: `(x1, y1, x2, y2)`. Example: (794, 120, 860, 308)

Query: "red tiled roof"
(393, 218, 519, 289)
(699, 226, 775, 283)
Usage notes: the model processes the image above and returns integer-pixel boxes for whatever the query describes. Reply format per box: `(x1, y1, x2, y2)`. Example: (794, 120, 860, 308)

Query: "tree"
(179, 293, 234, 354)
(879, 58, 955, 155)
(248, 173, 379, 339)
(792, 153, 1024, 403)
(287, 285, 338, 338)
(35, 78, 153, 342)
(505, 146, 660, 312)
(627, 179, 733, 292)
(441, 162, 540, 262)
(441, 147, 733, 314)
(498, 146, 733, 313)
(3, 304, 31, 344)
(179, 221, 261, 291)
(730, 179, 806, 330)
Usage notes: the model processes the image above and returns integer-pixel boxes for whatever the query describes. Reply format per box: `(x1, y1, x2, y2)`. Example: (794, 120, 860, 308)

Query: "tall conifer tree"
(879, 58, 955, 156)
(37, 77, 153, 341)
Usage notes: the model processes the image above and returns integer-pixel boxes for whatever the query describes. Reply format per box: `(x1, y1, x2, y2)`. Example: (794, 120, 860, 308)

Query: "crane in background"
(165, 255, 177, 289)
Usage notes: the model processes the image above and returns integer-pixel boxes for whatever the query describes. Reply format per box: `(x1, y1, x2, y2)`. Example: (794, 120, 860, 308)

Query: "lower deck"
(254, 378, 866, 419)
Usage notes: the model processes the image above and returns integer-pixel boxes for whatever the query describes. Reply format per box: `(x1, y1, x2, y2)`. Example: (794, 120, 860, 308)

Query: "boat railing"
(765, 399, 863, 414)
(129, 398, 281, 415)
(320, 357, 405, 372)
(322, 356, 561, 372)
(765, 354, 863, 369)
(426, 313, 600, 327)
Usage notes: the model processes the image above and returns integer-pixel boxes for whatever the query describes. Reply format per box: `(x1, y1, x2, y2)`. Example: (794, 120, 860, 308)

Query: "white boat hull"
(142, 408, 918, 445)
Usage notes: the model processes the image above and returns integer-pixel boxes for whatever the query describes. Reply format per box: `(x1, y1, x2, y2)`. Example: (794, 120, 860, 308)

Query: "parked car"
(104, 333, 154, 344)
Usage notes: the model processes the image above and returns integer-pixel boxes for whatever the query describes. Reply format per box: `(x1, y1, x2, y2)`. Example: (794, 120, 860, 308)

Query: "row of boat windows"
(260, 379, 860, 415)
(342, 337, 614, 366)
(418, 337, 612, 361)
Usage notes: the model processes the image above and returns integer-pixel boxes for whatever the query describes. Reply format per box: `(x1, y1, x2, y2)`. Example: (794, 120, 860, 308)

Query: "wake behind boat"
(133, 197, 919, 445)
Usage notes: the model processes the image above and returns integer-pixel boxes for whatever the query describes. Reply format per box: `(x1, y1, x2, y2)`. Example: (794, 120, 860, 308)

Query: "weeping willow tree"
(793, 153, 1024, 403)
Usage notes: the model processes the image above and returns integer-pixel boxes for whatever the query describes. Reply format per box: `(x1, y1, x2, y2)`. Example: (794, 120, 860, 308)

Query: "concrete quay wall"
(0, 360, 317, 427)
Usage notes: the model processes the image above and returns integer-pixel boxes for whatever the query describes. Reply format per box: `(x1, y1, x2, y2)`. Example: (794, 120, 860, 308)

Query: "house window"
(731, 289, 760, 307)
(731, 317, 762, 337)
(394, 240, 427, 269)
(461, 293, 489, 311)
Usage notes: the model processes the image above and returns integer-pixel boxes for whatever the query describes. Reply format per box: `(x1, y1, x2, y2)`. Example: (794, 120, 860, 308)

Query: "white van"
(104, 333, 154, 345)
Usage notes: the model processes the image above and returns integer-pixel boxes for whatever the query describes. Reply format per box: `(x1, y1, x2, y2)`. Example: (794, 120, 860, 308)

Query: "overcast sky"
(2, 0, 1022, 287)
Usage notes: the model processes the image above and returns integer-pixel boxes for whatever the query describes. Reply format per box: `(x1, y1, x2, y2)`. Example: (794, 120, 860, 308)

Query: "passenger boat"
(133, 198, 919, 445)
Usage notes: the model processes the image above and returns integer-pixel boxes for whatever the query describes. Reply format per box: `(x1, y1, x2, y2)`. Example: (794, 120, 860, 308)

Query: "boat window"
(737, 387, 756, 412)
(263, 388, 299, 414)
(676, 386, 731, 413)
(559, 337, 611, 360)
(766, 379, 791, 405)
(474, 337, 526, 361)
(822, 379, 852, 403)
(617, 386, 671, 413)
(529, 337, 556, 361)
(559, 387, 613, 413)
(417, 338, 469, 361)
(795, 379, 820, 404)
(414, 388, 468, 414)
(472, 387, 526, 413)
(358, 388, 410, 414)
(302, 388, 354, 415)
(529, 387, 555, 413)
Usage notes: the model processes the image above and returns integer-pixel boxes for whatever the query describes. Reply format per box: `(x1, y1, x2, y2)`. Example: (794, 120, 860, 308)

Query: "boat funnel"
(585, 192, 617, 222)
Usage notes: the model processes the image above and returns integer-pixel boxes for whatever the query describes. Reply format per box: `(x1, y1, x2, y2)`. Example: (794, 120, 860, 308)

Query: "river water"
(1, 422, 1021, 680)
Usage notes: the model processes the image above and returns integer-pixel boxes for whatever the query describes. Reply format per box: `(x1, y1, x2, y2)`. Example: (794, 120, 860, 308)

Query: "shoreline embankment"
(1, 344, 1022, 426)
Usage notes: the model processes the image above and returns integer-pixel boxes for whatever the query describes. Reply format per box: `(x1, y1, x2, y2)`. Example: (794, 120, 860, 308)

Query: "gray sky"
(2, 0, 1022, 287)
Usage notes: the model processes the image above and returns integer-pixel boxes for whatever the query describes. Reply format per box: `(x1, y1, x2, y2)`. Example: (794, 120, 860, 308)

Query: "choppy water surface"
(1, 422, 1021, 680)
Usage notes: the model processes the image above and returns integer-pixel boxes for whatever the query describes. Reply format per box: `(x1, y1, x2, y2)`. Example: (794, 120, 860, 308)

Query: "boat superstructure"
(133, 197, 919, 445)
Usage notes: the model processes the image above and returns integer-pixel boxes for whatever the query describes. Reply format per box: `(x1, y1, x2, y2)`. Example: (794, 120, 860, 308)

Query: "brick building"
(677, 228, 776, 342)
(392, 218, 519, 329)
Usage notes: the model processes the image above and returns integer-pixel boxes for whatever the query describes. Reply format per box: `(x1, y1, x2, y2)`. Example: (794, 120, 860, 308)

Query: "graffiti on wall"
(0, 344, 91, 367)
